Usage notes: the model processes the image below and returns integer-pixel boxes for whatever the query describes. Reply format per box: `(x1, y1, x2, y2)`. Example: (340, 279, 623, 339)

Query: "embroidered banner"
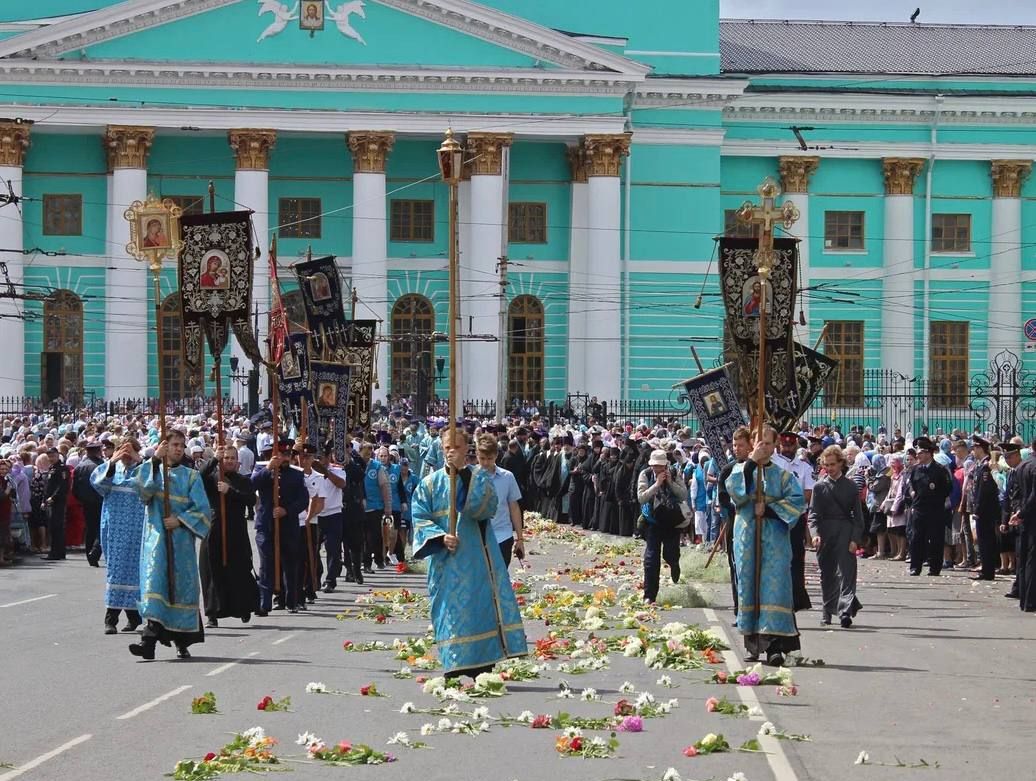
(178, 211, 262, 373)
(310, 361, 352, 461)
(293, 255, 347, 356)
(677, 365, 747, 469)
(321, 319, 377, 433)
(734, 340, 839, 432)
(277, 332, 319, 446)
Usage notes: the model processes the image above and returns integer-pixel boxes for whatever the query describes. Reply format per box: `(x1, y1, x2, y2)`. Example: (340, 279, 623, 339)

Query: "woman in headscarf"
(847, 450, 872, 557)
(882, 454, 909, 561)
(867, 454, 892, 558)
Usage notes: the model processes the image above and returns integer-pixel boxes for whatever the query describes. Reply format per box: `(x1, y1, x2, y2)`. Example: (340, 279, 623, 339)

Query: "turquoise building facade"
(0, 1, 1031, 419)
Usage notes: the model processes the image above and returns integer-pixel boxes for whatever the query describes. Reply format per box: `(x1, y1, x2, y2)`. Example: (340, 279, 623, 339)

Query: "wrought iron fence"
(0, 396, 238, 418)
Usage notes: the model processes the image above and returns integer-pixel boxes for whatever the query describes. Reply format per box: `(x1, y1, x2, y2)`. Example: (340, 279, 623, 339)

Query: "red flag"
(268, 236, 289, 364)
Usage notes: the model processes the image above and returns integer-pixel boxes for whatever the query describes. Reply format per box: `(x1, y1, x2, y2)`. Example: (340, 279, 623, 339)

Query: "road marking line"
(205, 650, 260, 677)
(115, 685, 192, 720)
(0, 734, 92, 781)
(0, 594, 56, 609)
(272, 632, 297, 646)
(709, 623, 800, 781)
(702, 607, 718, 622)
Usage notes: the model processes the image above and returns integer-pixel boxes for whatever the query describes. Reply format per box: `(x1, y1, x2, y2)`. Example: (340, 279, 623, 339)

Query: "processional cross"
(733, 177, 799, 637)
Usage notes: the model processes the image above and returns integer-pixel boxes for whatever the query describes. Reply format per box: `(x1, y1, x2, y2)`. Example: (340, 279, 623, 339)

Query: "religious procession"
(3, 1, 1036, 780)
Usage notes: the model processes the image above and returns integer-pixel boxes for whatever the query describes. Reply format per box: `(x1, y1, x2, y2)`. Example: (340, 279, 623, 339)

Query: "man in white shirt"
(474, 434, 524, 567)
(293, 443, 323, 607)
(313, 452, 347, 592)
(772, 431, 816, 613)
(236, 433, 255, 475)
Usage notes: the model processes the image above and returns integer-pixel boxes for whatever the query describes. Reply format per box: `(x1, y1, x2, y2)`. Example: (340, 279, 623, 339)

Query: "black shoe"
(175, 646, 191, 660)
(971, 575, 995, 581)
(820, 615, 832, 626)
(205, 618, 218, 629)
(41, 555, 64, 560)
(104, 624, 117, 635)
(363, 565, 373, 574)
(87, 556, 100, 567)
(241, 614, 251, 623)
(345, 572, 356, 583)
(129, 642, 155, 660)
(766, 653, 784, 667)
(306, 595, 316, 604)
(288, 606, 299, 614)
(273, 603, 286, 611)
(297, 603, 307, 612)
(927, 571, 941, 577)
(909, 570, 921, 576)
(255, 609, 269, 617)
(1006, 591, 1020, 599)
(355, 569, 364, 584)
(670, 564, 681, 584)
(743, 653, 760, 663)
(840, 616, 853, 628)
(323, 584, 335, 593)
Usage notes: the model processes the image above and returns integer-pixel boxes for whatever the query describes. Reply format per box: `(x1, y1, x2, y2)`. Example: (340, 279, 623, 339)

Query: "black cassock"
(199, 458, 259, 622)
(568, 455, 588, 528)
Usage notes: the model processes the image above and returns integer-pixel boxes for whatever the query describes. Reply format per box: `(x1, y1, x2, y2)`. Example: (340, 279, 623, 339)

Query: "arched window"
(42, 289, 83, 402)
(160, 293, 203, 399)
(508, 295, 544, 405)
(391, 294, 434, 398)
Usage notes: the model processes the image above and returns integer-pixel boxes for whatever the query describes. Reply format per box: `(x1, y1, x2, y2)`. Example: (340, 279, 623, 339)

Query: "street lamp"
(437, 128, 463, 538)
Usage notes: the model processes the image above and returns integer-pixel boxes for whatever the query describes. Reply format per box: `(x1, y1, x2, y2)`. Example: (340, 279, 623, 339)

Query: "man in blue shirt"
(474, 434, 524, 567)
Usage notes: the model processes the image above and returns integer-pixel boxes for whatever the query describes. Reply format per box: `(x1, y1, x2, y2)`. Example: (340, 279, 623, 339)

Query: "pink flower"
(531, 714, 552, 729)
(705, 696, 720, 712)
(715, 671, 728, 683)
(777, 684, 798, 697)
(736, 672, 761, 686)
(618, 715, 643, 732)
(683, 746, 698, 757)
(337, 741, 352, 752)
(342, 640, 353, 650)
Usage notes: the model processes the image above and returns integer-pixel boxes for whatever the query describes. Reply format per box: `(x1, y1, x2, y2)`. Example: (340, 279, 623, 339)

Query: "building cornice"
(0, 58, 639, 96)
(634, 77, 748, 108)
(0, 0, 649, 75)
(723, 138, 1036, 161)
(7, 104, 628, 139)
(630, 128, 726, 147)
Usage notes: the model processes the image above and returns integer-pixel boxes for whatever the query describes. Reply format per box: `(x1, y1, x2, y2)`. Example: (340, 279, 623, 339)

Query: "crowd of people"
(1, 404, 1034, 667)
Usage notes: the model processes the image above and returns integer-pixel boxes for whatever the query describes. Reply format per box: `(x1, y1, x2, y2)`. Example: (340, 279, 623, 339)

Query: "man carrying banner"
(725, 425, 805, 667)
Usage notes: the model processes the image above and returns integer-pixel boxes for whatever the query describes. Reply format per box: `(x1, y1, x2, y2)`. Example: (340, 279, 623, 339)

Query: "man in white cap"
(637, 449, 689, 603)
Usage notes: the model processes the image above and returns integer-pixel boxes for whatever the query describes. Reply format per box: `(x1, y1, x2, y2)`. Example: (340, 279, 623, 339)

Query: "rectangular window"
(723, 209, 757, 239)
(823, 320, 864, 406)
(162, 195, 205, 216)
(278, 197, 322, 239)
(390, 199, 434, 242)
(508, 202, 547, 243)
(42, 194, 82, 236)
(823, 210, 865, 250)
(932, 213, 971, 253)
(930, 321, 969, 407)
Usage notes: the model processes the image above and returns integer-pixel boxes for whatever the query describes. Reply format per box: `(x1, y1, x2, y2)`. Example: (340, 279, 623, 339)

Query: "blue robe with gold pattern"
(132, 460, 212, 633)
(726, 460, 805, 639)
(412, 466, 527, 675)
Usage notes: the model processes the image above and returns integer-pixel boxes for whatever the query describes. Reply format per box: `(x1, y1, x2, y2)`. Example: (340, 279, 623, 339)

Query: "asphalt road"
(1, 530, 1033, 781)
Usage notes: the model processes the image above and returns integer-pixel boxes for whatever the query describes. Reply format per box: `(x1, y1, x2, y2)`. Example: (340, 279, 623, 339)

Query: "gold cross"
(735, 177, 799, 274)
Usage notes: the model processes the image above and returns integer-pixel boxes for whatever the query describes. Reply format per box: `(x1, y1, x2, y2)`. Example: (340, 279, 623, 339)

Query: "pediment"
(0, 0, 649, 74)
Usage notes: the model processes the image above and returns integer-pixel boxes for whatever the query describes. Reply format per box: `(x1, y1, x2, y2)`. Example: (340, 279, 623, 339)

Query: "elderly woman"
(867, 454, 892, 559)
(882, 455, 909, 561)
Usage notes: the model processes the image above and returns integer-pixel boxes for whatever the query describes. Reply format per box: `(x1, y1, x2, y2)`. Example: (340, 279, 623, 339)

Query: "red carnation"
(570, 737, 583, 751)
(360, 685, 371, 696)
(203, 752, 217, 762)
(531, 714, 552, 729)
(342, 640, 354, 650)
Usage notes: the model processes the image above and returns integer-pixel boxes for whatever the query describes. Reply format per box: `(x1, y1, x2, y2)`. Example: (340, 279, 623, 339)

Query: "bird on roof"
(910, 7, 921, 23)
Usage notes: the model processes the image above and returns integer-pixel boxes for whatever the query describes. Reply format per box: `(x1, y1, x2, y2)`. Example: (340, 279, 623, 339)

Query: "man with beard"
(538, 436, 571, 523)
(199, 445, 258, 627)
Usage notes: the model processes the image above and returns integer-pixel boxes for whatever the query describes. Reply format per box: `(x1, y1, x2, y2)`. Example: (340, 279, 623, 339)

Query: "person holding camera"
(637, 450, 689, 604)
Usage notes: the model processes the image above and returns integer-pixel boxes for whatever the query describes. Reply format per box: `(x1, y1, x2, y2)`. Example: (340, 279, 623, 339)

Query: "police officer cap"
(972, 435, 991, 451)
(1002, 442, 1022, 455)
(913, 436, 937, 452)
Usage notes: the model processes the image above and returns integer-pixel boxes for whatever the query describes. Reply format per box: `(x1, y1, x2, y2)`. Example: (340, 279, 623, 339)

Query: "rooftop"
(720, 19, 1036, 76)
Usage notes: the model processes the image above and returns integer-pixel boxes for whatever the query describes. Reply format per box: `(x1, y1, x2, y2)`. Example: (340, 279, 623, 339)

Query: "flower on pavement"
(617, 715, 643, 732)
(619, 681, 635, 694)
(400, 702, 416, 713)
(759, 722, 777, 736)
(305, 682, 327, 694)
(855, 751, 870, 765)
(579, 688, 598, 701)
(662, 769, 682, 781)
(516, 710, 535, 723)
(656, 674, 673, 687)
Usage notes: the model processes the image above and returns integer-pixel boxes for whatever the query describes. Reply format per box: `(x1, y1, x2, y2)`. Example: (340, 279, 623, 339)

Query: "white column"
(0, 121, 29, 396)
(229, 130, 276, 398)
(881, 158, 925, 380)
(583, 134, 630, 402)
(104, 126, 153, 400)
(989, 160, 1030, 358)
(778, 156, 819, 337)
(463, 133, 511, 402)
(347, 132, 394, 400)
(457, 176, 472, 400)
(566, 145, 589, 395)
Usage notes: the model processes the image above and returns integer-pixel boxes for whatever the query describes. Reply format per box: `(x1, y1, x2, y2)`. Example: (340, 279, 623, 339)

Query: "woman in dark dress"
(198, 446, 259, 628)
(567, 445, 589, 528)
(613, 452, 636, 537)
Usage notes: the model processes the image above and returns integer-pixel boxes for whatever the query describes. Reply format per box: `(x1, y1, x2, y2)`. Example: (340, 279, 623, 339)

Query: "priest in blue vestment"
(412, 428, 527, 678)
(725, 425, 805, 667)
(127, 430, 212, 660)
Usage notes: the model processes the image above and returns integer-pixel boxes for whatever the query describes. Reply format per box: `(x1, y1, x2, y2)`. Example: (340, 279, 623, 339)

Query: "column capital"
(228, 129, 277, 171)
(347, 131, 395, 174)
(882, 157, 926, 196)
(581, 133, 632, 178)
(104, 125, 154, 170)
(991, 159, 1032, 198)
(0, 120, 31, 167)
(567, 145, 588, 184)
(778, 155, 820, 194)
(464, 132, 513, 177)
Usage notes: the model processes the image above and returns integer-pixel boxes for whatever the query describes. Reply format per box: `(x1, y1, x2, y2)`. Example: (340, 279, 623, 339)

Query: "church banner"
(277, 332, 318, 446)
(310, 361, 352, 461)
(178, 211, 263, 374)
(334, 319, 376, 433)
(734, 340, 839, 432)
(677, 365, 747, 469)
(293, 255, 347, 357)
(718, 236, 799, 417)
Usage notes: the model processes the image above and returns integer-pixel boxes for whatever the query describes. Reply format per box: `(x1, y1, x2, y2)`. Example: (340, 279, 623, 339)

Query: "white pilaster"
(106, 163, 150, 398)
(352, 170, 389, 395)
(989, 161, 1030, 359)
(586, 174, 622, 401)
(566, 147, 589, 395)
(0, 163, 24, 396)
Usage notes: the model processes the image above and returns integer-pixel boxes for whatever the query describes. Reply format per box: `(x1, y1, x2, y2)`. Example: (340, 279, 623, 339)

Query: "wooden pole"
(151, 271, 175, 601)
(270, 234, 282, 595)
(215, 357, 228, 567)
(447, 174, 459, 538)
(752, 267, 769, 637)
